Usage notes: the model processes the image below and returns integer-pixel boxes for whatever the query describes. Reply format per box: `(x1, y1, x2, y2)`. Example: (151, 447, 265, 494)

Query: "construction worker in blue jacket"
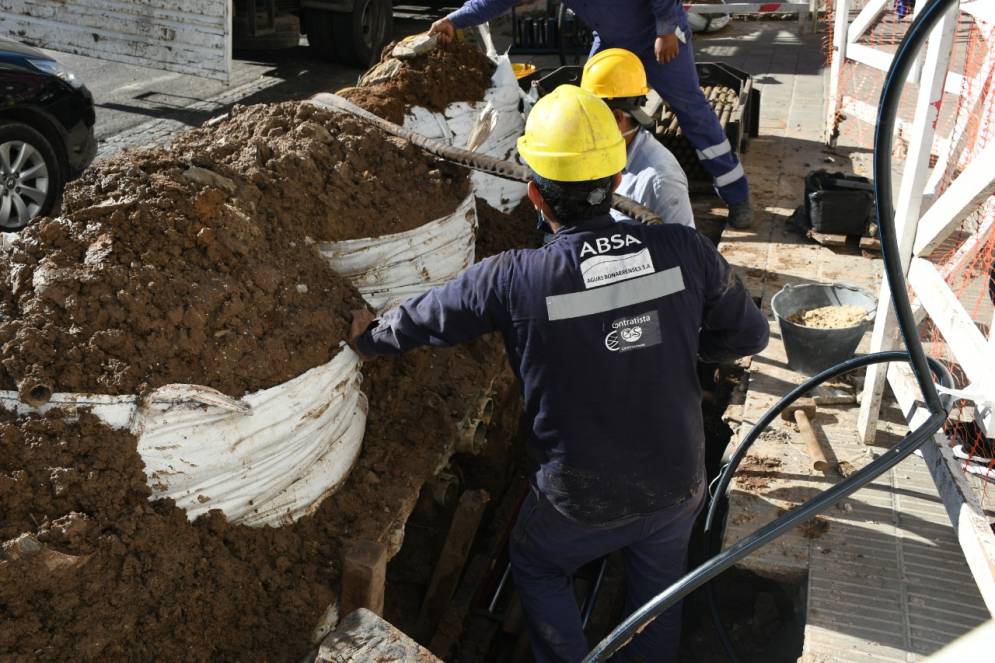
(429, 0, 756, 229)
(351, 85, 769, 663)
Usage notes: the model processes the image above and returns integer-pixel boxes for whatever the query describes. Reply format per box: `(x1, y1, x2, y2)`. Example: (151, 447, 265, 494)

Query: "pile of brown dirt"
(475, 198, 542, 259)
(0, 101, 482, 398)
(169, 103, 471, 241)
(0, 334, 512, 660)
(0, 408, 334, 661)
(787, 304, 867, 329)
(0, 141, 365, 397)
(342, 41, 496, 124)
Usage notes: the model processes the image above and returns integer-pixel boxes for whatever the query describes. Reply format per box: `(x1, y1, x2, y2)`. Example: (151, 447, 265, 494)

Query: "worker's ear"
(610, 172, 622, 193)
(612, 108, 627, 127)
(527, 180, 545, 211)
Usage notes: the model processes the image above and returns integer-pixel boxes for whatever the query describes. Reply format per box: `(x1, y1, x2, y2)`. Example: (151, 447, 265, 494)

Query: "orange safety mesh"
(824, 2, 995, 499)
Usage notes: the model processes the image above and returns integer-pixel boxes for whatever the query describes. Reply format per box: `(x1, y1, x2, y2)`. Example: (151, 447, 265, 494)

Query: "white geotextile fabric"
(0, 345, 367, 527)
(318, 194, 477, 312)
(403, 54, 527, 212)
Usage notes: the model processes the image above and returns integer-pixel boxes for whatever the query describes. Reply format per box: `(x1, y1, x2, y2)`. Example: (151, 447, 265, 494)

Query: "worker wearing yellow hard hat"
(581, 48, 695, 230)
(432, 1, 754, 229)
(352, 83, 769, 663)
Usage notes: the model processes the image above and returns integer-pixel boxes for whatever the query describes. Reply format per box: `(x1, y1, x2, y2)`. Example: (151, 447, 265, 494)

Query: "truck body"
(0, 0, 395, 83)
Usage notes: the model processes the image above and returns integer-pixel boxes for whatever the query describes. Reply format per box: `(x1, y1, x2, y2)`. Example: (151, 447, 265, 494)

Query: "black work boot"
(727, 200, 754, 229)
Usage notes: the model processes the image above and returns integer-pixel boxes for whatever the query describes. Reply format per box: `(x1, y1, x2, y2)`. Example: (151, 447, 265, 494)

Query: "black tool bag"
(803, 170, 875, 235)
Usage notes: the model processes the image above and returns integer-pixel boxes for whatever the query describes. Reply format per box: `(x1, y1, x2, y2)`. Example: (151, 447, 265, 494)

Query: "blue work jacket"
(448, 0, 687, 46)
(357, 215, 769, 524)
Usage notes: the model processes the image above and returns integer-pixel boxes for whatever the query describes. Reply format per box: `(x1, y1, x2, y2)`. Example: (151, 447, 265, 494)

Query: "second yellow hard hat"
(580, 48, 650, 100)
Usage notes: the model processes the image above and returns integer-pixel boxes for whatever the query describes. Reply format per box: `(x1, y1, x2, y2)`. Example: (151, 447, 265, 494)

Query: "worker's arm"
(354, 254, 511, 357)
(652, 1, 685, 63)
(652, 0, 684, 37)
(695, 234, 770, 362)
(430, 0, 517, 38)
(648, 168, 695, 230)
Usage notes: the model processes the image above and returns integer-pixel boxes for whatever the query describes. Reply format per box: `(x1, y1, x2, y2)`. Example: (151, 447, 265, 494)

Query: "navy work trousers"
(509, 484, 705, 663)
(592, 29, 749, 205)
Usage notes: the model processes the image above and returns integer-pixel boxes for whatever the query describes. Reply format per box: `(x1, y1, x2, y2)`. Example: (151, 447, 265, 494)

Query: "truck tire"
(0, 121, 63, 230)
(303, 8, 337, 61)
(332, 0, 393, 67)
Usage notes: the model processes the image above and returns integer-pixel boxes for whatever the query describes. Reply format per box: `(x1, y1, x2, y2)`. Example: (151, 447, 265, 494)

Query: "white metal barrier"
(834, 0, 995, 613)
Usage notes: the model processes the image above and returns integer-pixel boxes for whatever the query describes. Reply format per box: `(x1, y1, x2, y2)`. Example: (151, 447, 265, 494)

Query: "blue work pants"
(592, 29, 749, 205)
(508, 484, 705, 663)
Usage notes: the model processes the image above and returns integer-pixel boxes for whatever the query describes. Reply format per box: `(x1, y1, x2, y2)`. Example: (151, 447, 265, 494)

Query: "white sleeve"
(650, 170, 695, 229)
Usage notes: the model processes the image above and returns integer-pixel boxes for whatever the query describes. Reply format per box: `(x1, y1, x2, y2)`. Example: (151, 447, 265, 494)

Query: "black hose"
(703, 352, 953, 662)
(582, 0, 958, 659)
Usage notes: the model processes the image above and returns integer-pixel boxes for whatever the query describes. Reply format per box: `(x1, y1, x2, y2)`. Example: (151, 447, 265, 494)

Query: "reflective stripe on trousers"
(592, 29, 749, 205)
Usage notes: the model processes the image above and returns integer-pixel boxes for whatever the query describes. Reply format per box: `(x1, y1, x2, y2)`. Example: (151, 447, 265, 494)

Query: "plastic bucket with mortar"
(771, 283, 877, 375)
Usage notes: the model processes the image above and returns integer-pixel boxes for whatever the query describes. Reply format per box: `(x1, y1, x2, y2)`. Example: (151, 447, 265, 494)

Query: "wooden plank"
(0, 0, 230, 81)
(860, 236, 882, 252)
(416, 489, 490, 641)
(340, 539, 387, 618)
(913, 142, 995, 257)
(429, 554, 492, 659)
(317, 608, 441, 663)
(887, 363, 995, 616)
(808, 230, 850, 247)
(908, 257, 995, 434)
(858, 3, 960, 443)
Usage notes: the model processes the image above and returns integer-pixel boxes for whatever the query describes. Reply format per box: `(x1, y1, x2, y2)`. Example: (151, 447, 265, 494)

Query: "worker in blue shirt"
(429, 0, 756, 229)
(351, 86, 769, 663)
(581, 47, 695, 228)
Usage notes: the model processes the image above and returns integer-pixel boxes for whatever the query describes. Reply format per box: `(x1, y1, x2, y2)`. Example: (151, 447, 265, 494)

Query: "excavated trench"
(0, 37, 803, 661)
(382, 359, 805, 662)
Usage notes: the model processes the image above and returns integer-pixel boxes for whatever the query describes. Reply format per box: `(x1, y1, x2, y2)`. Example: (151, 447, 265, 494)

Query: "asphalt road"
(38, 8, 447, 147)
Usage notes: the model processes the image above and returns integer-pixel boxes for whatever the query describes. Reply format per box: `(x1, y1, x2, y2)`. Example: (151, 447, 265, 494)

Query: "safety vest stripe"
(714, 162, 745, 188)
(695, 139, 732, 161)
(545, 267, 685, 321)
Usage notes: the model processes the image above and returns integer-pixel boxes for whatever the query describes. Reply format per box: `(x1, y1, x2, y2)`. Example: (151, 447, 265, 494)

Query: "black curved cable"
(702, 352, 952, 662)
(582, 0, 958, 659)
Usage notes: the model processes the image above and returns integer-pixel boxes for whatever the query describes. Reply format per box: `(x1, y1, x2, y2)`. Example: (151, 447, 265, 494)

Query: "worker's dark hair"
(604, 95, 646, 113)
(532, 173, 615, 222)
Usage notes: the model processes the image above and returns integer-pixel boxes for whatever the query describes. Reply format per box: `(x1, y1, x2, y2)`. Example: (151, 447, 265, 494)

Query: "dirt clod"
(800, 516, 830, 539)
(736, 455, 784, 493)
(342, 41, 497, 124)
(0, 408, 334, 661)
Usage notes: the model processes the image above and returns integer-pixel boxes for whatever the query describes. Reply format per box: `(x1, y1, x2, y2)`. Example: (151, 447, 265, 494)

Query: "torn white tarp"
(404, 54, 526, 212)
(318, 194, 477, 312)
(0, 345, 367, 527)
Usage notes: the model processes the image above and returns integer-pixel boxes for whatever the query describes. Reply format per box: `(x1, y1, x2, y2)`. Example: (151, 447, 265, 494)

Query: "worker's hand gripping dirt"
(349, 308, 377, 360)
(428, 17, 456, 43)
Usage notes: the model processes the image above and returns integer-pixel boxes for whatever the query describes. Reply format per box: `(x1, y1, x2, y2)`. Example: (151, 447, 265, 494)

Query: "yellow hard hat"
(581, 48, 650, 99)
(516, 85, 626, 182)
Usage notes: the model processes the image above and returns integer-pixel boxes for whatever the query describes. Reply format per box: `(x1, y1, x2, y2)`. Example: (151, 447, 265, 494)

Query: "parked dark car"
(0, 38, 96, 230)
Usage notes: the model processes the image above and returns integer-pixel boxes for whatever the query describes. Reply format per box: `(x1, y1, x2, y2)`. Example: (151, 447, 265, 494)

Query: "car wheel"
(0, 122, 62, 231)
(332, 0, 393, 67)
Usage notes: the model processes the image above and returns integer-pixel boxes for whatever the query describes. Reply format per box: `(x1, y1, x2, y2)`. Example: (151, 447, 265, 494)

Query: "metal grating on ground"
(703, 21, 993, 659)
